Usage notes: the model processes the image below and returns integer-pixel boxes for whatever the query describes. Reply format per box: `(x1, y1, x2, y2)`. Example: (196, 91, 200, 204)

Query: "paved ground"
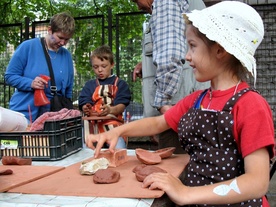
(128, 138, 276, 206)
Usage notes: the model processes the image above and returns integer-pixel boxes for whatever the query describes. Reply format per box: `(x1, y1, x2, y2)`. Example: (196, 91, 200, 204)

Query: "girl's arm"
(86, 115, 170, 157)
(143, 148, 270, 205)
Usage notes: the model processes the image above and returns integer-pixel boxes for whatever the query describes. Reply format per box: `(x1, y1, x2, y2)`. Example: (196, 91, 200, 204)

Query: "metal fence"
(0, 22, 23, 108)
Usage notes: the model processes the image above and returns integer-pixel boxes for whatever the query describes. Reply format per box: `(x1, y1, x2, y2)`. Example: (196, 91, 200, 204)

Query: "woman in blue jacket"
(5, 12, 75, 122)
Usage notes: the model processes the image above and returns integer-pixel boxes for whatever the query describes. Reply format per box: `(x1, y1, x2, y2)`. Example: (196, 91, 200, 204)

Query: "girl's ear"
(216, 44, 227, 59)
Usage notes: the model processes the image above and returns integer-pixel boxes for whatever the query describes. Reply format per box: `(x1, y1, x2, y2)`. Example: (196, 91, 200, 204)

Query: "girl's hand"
(85, 129, 119, 157)
(142, 172, 187, 205)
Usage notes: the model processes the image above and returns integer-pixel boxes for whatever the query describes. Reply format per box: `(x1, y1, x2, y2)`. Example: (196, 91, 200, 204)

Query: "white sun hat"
(183, 1, 264, 83)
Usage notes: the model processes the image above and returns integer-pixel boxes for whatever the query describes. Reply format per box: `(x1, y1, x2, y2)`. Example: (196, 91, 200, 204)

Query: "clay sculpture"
(135, 147, 176, 165)
(135, 148, 162, 164)
(97, 149, 128, 167)
(153, 147, 176, 159)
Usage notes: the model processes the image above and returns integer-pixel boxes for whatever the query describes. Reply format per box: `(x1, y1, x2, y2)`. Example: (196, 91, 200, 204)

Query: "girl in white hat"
(86, 1, 275, 206)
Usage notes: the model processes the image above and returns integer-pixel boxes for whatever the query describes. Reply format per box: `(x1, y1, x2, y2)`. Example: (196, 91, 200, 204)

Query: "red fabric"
(29, 109, 81, 131)
(263, 196, 270, 207)
(165, 81, 275, 158)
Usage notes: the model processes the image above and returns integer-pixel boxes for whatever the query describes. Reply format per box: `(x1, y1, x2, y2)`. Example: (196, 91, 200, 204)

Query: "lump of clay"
(133, 164, 167, 182)
(154, 147, 176, 159)
(1, 156, 32, 165)
(132, 164, 147, 173)
(97, 149, 128, 167)
(0, 169, 13, 176)
(93, 169, 120, 184)
(79, 157, 109, 175)
(135, 148, 161, 165)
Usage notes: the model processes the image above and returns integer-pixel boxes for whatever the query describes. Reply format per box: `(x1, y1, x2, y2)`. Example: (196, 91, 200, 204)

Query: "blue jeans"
(114, 137, 126, 149)
(94, 137, 126, 149)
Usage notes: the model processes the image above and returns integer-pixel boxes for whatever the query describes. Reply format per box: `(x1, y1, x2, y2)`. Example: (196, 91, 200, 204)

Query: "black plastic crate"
(0, 116, 83, 161)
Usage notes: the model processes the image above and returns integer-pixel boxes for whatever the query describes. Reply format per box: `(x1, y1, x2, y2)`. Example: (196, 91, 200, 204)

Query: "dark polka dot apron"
(178, 88, 262, 207)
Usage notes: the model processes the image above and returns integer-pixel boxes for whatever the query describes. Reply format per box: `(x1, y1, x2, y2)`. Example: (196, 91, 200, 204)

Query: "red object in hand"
(34, 75, 51, 106)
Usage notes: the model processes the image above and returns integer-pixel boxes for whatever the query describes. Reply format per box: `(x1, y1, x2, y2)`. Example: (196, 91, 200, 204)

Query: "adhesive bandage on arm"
(213, 179, 241, 196)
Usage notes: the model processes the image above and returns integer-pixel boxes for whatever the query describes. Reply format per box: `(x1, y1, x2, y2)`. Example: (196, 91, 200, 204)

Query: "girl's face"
(185, 24, 218, 83)
(91, 57, 114, 80)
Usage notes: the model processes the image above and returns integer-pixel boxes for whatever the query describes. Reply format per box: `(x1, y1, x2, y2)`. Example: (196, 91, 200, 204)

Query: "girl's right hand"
(85, 130, 119, 157)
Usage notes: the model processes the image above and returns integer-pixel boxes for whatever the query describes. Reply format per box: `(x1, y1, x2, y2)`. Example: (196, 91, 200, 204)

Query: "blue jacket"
(5, 38, 74, 121)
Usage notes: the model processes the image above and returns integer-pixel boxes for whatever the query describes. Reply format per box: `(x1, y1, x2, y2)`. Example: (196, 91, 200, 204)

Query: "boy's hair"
(50, 12, 75, 36)
(90, 45, 114, 65)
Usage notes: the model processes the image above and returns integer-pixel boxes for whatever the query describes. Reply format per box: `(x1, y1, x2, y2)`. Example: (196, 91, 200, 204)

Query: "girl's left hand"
(142, 172, 186, 205)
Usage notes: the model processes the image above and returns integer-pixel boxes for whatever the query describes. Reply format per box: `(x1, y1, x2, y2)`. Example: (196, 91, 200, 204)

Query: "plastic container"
(0, 107, 28, 132)
(0, 116, 83, 161)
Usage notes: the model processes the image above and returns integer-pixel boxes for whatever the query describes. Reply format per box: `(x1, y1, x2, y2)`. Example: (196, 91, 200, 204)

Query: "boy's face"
(91, 56, 114, 80)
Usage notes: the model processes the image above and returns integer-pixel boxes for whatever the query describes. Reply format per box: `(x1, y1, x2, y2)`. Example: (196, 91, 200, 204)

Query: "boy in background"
(79, 45, 131, 148)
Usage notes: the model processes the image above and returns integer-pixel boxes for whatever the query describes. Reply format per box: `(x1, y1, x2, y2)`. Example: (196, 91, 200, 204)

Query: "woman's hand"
(31, 76, 48, 89)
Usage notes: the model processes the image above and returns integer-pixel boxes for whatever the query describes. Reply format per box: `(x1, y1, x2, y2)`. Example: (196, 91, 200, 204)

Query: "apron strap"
(222, 88, 258, 112)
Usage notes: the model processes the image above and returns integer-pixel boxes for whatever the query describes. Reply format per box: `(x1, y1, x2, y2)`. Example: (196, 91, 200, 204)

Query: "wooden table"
(0, 147, 189, 207)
